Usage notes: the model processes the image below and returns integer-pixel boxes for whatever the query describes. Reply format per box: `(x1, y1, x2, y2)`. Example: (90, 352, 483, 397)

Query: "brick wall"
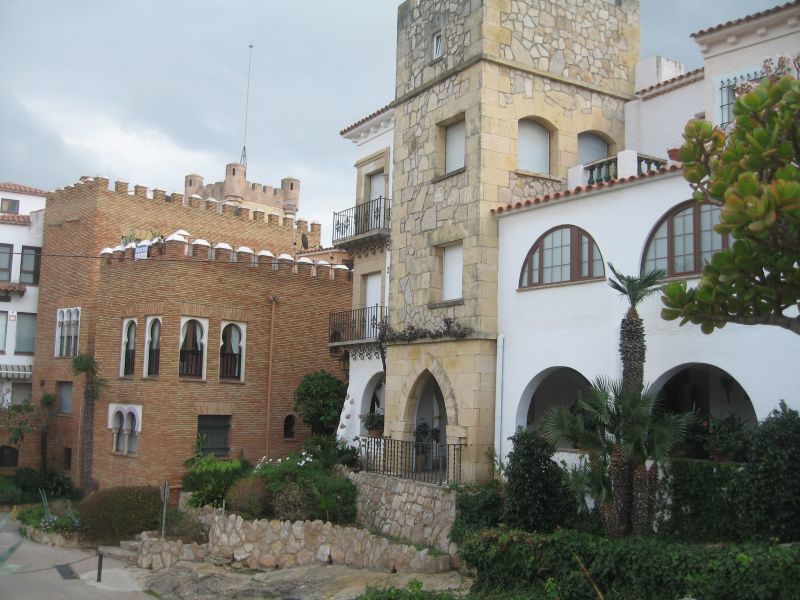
(31, 177, 343, 489)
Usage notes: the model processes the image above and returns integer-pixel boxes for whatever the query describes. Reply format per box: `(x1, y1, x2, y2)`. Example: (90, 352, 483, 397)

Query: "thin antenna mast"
(240, 44, 253, 166)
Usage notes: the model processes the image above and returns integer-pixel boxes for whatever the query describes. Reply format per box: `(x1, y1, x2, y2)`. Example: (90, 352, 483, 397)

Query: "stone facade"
(348, 471, 457, 557)
(385, 0, 640, 482)
(138, 513, 451, 574)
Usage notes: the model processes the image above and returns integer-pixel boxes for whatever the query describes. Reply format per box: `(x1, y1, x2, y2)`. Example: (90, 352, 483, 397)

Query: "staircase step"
(98, 545, 137, 564)
(119, 540, 139, 552)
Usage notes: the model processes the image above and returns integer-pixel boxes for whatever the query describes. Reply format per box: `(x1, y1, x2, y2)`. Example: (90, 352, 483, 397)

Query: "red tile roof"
(340, 104, 392, 136)
(491, 165, 683, 215)
(0, 214, 32, 225)
(0, 182, 47, 196)
(636, 67, 704, 96)
(691, 1, 799, 38)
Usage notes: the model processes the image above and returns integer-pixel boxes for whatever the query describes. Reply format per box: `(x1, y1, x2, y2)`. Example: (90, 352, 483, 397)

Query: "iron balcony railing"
(585, 153, 667, 185)
(219, 352, 241, 379)
(332, 196, 391, 245)
(329, 305, 384, 344)
(179, 349, 203, 377)
(147, 348, 160, 376)
(358, 437, 464, 485)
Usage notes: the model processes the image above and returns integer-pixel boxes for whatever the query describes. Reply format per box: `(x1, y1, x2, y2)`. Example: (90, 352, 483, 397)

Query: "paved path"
(0, 512, 152, 600)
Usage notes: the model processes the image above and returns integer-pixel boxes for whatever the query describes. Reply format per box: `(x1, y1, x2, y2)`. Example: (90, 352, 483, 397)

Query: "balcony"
(567, 150, 668, 189)
(332, 196, 391, 250)
(358, 437, 465, 485)
(329, 305, 384, 346)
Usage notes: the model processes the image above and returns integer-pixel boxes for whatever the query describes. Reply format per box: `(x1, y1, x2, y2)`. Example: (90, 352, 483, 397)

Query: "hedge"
(79, 486, 161, 544)
(460, 527, 800, 600)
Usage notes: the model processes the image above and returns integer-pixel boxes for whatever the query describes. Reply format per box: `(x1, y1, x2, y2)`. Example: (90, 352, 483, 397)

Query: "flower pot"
(667, 147, 681, 161)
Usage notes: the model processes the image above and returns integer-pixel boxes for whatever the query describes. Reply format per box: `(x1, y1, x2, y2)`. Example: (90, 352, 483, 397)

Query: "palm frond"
(539, 405, 579, 447)
(607, 263, 666, 309)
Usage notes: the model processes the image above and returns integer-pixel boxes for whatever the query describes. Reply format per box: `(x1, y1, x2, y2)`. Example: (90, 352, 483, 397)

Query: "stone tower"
(385, 0, 639, 482)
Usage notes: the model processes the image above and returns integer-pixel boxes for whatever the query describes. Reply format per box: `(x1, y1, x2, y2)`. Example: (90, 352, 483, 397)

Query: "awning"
(0, 364, 32, 380)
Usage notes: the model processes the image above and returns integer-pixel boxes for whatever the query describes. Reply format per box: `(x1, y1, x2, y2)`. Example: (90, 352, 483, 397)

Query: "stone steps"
(119, 540, 139, 552)
(98, 544, 137, 564)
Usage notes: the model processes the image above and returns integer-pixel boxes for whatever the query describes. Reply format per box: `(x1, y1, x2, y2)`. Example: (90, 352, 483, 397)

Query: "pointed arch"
(400, 352, 459, 432)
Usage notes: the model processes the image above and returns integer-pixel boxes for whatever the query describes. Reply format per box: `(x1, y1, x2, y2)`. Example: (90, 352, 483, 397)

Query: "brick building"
(30, 175, 350, 491)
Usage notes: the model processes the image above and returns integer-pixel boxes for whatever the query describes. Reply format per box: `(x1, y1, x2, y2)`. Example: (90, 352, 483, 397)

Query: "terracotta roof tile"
(691, 1, 799, 37)
(340, 104, 392, 136)
(0, 214, 32, 225)
(636, 67, 704, 96)
(0, 182, 47, 196)
(491, 165, 683, 215)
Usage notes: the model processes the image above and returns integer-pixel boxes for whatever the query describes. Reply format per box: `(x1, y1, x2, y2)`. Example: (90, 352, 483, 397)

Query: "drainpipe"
(265, 296, 278, 459)
(494, 334, 505, 467)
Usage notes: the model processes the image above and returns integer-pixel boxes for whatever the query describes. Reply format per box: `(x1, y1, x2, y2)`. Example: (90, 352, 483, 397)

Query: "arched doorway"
(652, 363, 756, 424)
(413, 372, 448, 473)
(516, 367, 592, 450)
(359, 371, 386, 436)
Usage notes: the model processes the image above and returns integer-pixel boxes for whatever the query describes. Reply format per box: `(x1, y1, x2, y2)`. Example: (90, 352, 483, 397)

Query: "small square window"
(1, 199, 19, 215)
(57, 381, 73, 414)
(197, 415, 230, 457)
(432, 31, 443, 61)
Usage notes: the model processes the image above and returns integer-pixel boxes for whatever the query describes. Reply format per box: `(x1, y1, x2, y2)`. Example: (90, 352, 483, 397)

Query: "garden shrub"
(79, 485, 161, 544)
(460, 527, 800, 600)
(272, 482, 316, 521)
(302, 434, 359, 470)
(740, 401, 800, 542)
(293, 370, 347, 435)
(502, 428, 573, 533)
(11, 467, 77, 500)
(655, 459, 745, 542)
(450, 480, 504, 543)
(0, 477, 23, 504)
(182, 455, 250, 508)
(163, 508, 207, 543)
(226, 476, 270, 519)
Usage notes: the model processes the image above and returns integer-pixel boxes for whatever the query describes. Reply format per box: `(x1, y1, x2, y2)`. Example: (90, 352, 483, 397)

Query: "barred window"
(197, 415, 230, 457)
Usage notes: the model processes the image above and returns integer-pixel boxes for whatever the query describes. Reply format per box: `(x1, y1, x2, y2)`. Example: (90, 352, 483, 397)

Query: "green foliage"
(655, 459, 745, 542)
(0, 476, 23, 504)
(182, 455, 250, 508)
(293, 370, 347, 435)
(11, 467, 77, 500)
(502, 429, 572, 533)
(663, 71, 800, 335)
(301, 434, 359, 470)
(450, 480, 504, 543)
(740, 401, 800, 541)
(162, 508, 206, 543)
(704, 413, 751, 460)
(226, 476, 270, 520)
(251, 451, 357, 524)
(360, 411, 385, 431)
(460, 527, 800, 600)
(79, 486, 161, 543)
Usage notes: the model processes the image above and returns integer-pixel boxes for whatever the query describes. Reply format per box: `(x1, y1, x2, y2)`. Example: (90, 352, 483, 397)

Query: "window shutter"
(518, 120, 549, 173)
(445, 121, 465, 173)
(442, 243, 463, 301)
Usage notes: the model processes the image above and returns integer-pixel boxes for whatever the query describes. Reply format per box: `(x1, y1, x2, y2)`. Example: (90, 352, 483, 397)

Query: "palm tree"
(72, 353, 105, 492)
(607, 264, 665, 398)
(541, 377, 690, 537)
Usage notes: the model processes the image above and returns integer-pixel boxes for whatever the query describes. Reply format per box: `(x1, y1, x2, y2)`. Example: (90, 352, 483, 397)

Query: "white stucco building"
(0, 182, 46, 411)
(493, 3, 800, 459)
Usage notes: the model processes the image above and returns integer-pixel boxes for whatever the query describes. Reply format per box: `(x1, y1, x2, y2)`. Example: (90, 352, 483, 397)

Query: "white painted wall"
(495, 173, 799, 460)
(0, 190, 45, 404)
(338, 355, 385, 445)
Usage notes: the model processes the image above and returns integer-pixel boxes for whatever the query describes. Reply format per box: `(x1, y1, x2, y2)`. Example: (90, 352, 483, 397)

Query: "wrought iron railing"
(358, 437, 464, 485)
(147, 348, 160, 376)
(332, 196, 391, 244)
(219, 352, 241, 379)
(179, 349, 203, 377)
(329, 305, 384, 344)
(586, 153, 667, 185)
(123, 349, 135, 376)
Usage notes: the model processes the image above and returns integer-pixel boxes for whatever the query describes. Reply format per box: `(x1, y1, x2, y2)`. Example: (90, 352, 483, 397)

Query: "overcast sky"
(0, 0, 783, 246)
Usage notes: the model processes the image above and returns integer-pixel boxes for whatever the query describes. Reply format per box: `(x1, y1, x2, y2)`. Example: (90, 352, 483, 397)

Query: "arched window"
(578, 132, 609, 165)
(518, 119, 551, 174)
(180, 319, 204, 377)
(55, 307, 81, 357)
(0, 445, 18, 467)
(519, 226, 604, 288)
(219, 323, 243, 380)
(147, 318, 161, 376)
(642, 201, 728, 276)
(283, 414, 296, 439)
(113, 410, 125, 452)
(122, 320, 136, 376)
(125, 412, 138, 454)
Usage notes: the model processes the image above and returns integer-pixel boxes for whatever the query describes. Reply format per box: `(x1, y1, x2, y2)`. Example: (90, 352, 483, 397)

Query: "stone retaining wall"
(21, 524, 83, 548)
(348, 471, 457, 556)
(137, 531, 208, 570)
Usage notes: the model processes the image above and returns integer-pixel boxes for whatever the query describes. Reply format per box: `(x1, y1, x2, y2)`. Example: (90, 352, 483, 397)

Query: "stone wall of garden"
(137, 511, 451, 573)
(347, 470, 458, 557)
